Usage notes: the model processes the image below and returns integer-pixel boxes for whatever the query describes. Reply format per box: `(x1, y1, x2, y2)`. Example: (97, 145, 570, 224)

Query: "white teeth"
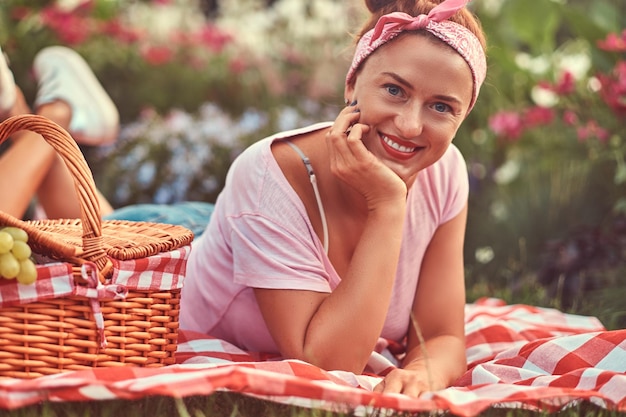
(382, 135, 416, 153)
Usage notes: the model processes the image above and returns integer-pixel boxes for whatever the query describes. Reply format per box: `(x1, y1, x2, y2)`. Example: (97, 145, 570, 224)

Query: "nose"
(395, 105, 423, 139)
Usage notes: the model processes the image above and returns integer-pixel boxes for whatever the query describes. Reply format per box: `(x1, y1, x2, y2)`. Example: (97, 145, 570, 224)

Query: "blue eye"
(434, 103, 451, 113)
(386, 85, 402, 96)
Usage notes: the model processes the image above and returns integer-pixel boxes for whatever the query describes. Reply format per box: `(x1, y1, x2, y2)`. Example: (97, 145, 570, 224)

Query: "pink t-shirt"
(180, 122, 469, 353)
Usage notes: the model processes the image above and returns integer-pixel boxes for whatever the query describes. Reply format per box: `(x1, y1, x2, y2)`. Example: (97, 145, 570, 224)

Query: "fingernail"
(352, 108, 360, 113)
(350, 100, 358, 106)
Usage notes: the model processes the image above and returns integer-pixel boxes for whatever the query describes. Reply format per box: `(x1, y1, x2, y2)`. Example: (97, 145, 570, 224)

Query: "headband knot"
(370, 13, 431, 42)
(346, 0, 487, 113)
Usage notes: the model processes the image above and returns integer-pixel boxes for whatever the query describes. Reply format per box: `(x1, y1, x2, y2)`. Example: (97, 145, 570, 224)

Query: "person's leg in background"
(0, 46, 117, 219)
(2, 45, 214, 235)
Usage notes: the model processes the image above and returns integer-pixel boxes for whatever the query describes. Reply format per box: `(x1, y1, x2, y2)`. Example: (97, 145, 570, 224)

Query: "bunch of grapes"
(0, 226, 37, 285)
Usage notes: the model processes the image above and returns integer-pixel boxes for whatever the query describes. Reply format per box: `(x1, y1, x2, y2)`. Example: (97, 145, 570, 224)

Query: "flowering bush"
(484, 28, 626, 244)
(0, 0, 357, 120)
(459, 0, 626, 324)
(486, 33, 626, 210)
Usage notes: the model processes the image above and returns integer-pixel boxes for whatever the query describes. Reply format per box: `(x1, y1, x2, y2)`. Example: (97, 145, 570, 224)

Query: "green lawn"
(1, 392, 625, 417)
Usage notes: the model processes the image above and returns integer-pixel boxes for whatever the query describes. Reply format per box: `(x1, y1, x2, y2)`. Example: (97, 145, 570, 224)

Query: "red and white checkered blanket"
(0, 298, 624, 415)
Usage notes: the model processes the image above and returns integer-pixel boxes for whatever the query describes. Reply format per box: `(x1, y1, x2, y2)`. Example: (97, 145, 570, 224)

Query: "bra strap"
(285, 140, 329, 255)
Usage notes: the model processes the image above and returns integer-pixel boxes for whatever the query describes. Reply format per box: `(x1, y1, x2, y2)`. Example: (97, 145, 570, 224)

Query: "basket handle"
(0, 114, 108, 271)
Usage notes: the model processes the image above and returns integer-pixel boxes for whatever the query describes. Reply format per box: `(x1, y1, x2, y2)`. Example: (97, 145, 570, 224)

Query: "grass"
(0, 392, 625, 417)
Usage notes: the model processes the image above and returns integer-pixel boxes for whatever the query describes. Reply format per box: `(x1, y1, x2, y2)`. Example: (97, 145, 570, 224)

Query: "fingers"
(327, 103, 360, 139)
(373, 372, 426, 398)
(374, 377, 404, 395)
(326, 100, 376, 190)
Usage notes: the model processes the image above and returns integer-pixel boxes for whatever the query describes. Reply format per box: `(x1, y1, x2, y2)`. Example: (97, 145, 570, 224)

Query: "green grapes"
(11, 241, 32, 260)
(2, 227, 28, 243)
(0, 253, 20, 278)
(0, 232, 12, 254)
(0, 226, 37, 285)
(16, 259, 37, 285)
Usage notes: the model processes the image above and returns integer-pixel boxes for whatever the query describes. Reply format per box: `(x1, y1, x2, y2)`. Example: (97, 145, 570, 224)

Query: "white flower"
(476, 0, 505, 16)
(515, 53, 551, 75)
(122, 0, 205, 42)
(531, 85, 560, 107)
(137, 161, 157, 187)
(493, 158, 521, 185)
(588, 76, 602, 93)
(475, 247, 495, 264)
(490, 200, 509, 222)
(556, 52, 591, 80)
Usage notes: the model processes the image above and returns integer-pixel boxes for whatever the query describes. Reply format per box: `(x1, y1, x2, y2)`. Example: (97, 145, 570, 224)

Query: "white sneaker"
(0, 46, 16, 116)
(33, 46, 119, 146)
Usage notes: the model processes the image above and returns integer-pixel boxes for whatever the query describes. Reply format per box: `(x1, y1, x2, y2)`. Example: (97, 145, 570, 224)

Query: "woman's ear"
(344, 83, 355, 105)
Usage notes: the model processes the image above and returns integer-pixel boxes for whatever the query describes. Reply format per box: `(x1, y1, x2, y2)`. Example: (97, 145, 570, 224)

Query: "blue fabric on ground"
(104, 201, 214, 239)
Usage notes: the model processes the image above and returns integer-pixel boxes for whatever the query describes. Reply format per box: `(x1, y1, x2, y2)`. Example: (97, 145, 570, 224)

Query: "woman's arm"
(374, 203, 468, 397)
(255, 108, 409, 373)
(254, 200, 406, 373)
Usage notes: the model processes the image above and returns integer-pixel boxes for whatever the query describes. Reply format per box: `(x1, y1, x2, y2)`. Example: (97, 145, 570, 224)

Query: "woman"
(180, 0, 487, 397)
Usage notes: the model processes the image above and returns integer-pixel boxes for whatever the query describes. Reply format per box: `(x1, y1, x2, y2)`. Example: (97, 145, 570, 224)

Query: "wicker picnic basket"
(0, 114, 195, 379)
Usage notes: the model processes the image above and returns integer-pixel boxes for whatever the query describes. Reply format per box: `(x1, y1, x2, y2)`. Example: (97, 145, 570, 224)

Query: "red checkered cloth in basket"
(0, 297, 624, 416)
(0, 246, 190, 348)
(0, 246, 191, 308)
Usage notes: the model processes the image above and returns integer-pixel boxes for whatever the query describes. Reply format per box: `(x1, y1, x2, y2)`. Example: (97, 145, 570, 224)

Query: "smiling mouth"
(382, 135, 418, 154)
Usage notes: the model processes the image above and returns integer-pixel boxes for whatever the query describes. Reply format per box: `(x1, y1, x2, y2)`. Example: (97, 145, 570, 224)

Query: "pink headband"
(346, 0, 487, 112)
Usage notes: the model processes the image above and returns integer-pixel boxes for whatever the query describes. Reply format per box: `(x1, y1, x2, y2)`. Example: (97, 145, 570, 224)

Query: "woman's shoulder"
(222, 123, 333, 216)
(232, 122, 333, 168)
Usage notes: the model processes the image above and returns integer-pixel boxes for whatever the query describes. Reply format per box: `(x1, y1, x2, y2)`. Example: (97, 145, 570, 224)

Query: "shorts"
(104, 201, 215, 239)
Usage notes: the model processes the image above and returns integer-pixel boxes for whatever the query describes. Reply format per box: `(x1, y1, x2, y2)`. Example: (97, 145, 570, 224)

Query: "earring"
(345, 98, 350, 106)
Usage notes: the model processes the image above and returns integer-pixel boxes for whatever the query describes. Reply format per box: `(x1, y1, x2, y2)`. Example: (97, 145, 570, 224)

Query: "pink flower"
(597, 30, 626, 52)
(563, 110, 578, 126)
(555, 71, 576, 95)
(597, 60, 626, 117)
(523, 106, 555, 128)
(101, 19, 143, 44)
(40, 7, 94, 45)
(228, 57, 248, 74)
(537, 71, 575, 96)
(489, 111, 524, 140)
(188, 25, 233, 53)
(577, 120, 610, 142)
(140, 45, 174, 66)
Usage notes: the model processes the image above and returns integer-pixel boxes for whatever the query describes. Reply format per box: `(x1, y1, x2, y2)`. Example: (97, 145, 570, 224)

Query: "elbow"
(300, 344, 369, 374)
(447, 348, 468, 385)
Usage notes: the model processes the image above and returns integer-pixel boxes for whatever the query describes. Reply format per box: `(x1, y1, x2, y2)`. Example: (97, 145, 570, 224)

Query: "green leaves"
(501, 0, 562, 54)
(489, 0, 625, 54)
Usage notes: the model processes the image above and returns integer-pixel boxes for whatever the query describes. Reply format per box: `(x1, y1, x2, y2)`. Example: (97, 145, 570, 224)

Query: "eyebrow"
(381, 71, 464, 107)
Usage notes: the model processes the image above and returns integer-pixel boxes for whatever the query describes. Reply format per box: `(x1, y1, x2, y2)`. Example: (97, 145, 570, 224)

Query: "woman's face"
(345, 33, 473, 187)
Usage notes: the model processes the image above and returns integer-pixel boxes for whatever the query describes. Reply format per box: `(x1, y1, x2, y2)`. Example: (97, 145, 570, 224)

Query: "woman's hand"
(326, 103, 407, 209)
(373, 365, 445, 398)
